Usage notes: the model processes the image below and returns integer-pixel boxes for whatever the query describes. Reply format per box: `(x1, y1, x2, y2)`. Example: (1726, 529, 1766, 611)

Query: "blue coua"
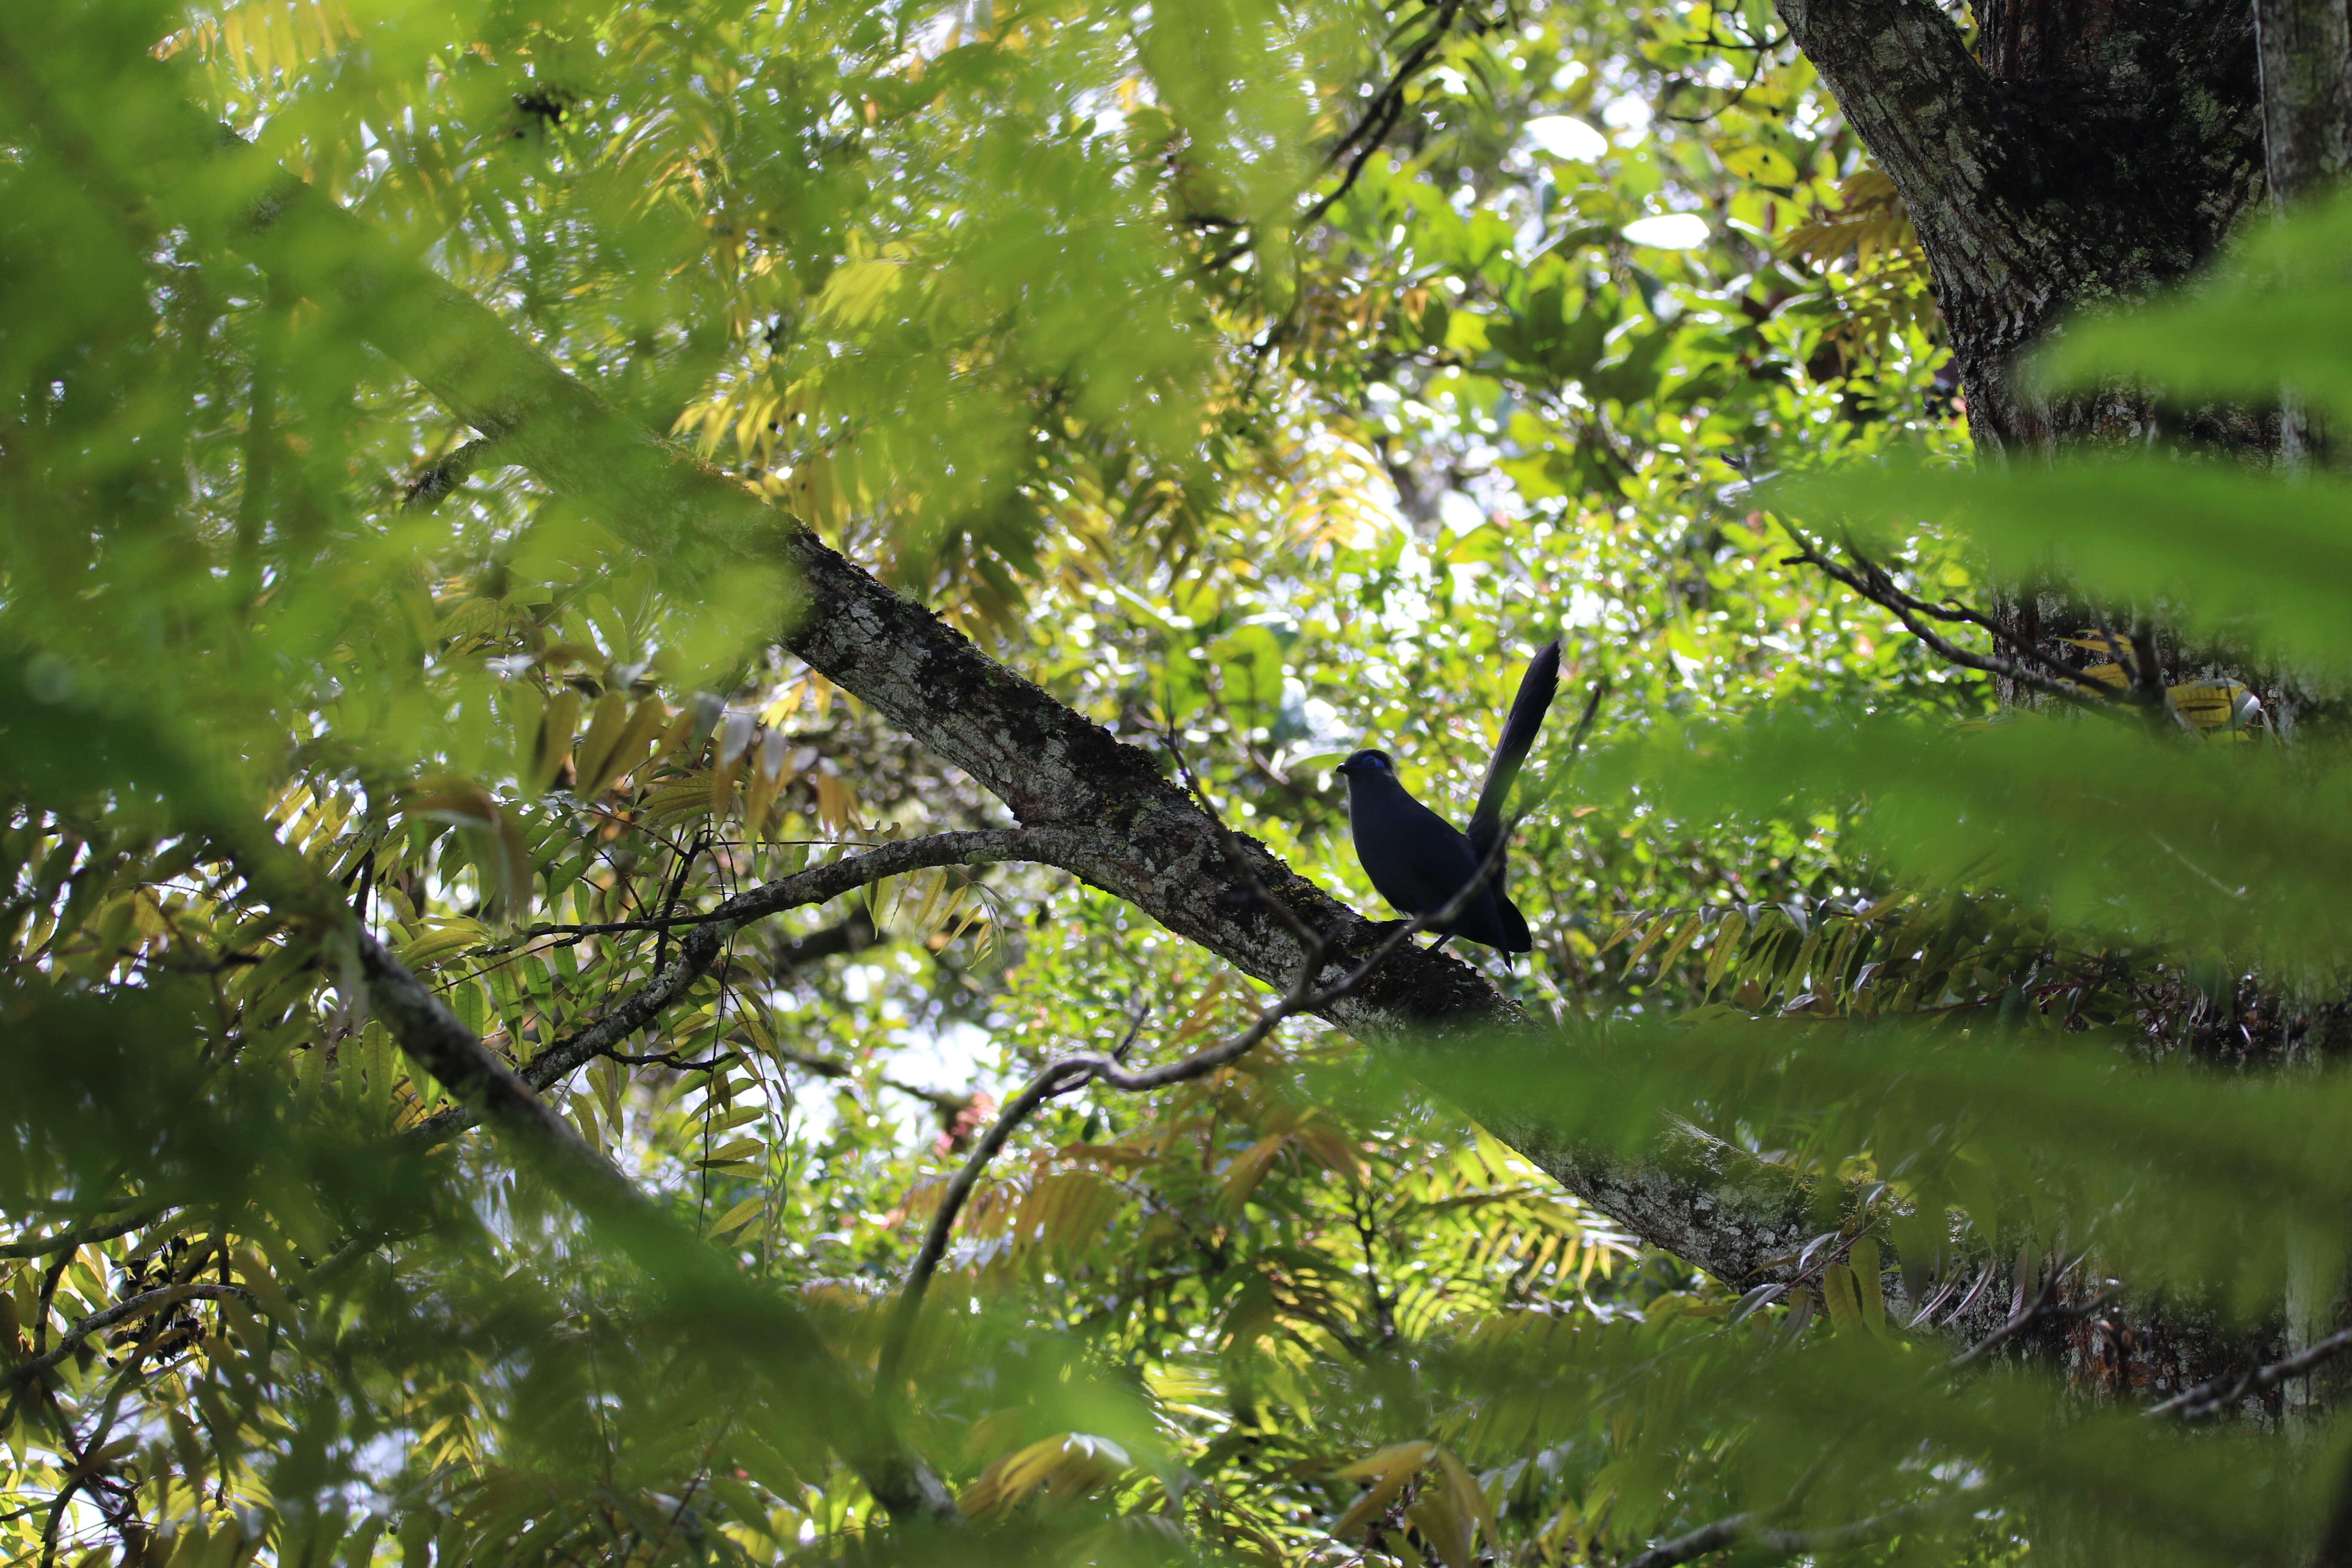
(1334, 640, 1560, 953)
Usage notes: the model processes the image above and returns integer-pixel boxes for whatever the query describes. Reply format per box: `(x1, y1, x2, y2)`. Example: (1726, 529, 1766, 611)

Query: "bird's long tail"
(1467, 638, 1562, 861)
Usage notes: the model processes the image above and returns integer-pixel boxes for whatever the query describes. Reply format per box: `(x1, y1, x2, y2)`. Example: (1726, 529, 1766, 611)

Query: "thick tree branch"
(876, 804, 1533, 1392)
(1775, 0, 2264, 450)
(2146, 1322, 2352, 1419)
(1768, 0, 2018, 293)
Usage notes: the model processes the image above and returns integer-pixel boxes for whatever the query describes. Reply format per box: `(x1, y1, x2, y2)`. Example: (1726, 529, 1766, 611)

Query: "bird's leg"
(1427, 932, 1455, 955)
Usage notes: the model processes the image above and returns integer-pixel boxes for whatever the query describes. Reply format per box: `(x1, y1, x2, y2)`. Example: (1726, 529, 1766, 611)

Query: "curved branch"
(1624, 1488, 1983, 1568)
(875, 778, 1558, 1392)
(1300, 0, 1469, 230)
(2147, 1322, 2352, 1420)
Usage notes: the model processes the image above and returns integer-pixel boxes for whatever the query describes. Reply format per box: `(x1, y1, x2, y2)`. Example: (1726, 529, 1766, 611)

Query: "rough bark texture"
(2256, 0, 2352, 204)
(1779, 0, 2268, 455)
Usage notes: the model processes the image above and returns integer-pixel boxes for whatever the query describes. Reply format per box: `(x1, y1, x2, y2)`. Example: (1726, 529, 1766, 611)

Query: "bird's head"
(1334, 748, 1394, 781)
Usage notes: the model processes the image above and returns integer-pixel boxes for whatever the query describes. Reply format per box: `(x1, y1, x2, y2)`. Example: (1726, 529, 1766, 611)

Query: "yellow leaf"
(1619, 913, 1674, 979)
(1332, 1441, 1432, 1539)
(1221, 1132, 1288, 1208)
(658, 707, 702, 766)
(530, 688, 580, 794)
(397, 918, 492, 969)
(1651, 913, 1707, 978)
(959, 1434, 1130, 1519)
(1850, 1237, 1886, 1334)
(815, 258, 905, 327)
(570, 690, 632, 794)
(1821, 1262, 1864, 1335)
(1724, 144, 1797, 185)
(1336, 1439, 1436, 1483)
(1436, 1447, 1496, 1537)
(813, 770, 854, 830)
(641, 774, 719, 823)
(1407, 1489, 1475, 1568)
(1703, 910, 1747, 993)
(710, 1194, 766, 1236)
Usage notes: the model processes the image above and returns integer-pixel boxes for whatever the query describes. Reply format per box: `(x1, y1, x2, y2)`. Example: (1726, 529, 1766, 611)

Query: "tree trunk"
(1778, 0, 2269, 456)
(1771, 0, 2352, 1422)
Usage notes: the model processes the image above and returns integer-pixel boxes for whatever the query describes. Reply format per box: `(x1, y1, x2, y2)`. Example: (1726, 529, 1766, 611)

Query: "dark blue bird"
(1334, 640, 1561, 952)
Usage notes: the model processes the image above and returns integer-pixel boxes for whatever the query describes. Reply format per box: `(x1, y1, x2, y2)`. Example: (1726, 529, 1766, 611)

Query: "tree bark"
(1778, 0, 2269, 455)
(2255, 0, 2352, 205)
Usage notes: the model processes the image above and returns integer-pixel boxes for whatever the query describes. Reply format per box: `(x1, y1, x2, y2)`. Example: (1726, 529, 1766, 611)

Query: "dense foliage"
(5, 2, 2350, 1566)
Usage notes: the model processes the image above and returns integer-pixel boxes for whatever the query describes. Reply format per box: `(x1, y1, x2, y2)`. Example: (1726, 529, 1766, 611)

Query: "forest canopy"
(5, 1, 2352, 1566)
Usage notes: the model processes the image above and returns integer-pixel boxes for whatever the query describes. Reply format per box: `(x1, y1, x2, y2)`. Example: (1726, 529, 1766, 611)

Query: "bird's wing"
(1467, 638, 1561, 860)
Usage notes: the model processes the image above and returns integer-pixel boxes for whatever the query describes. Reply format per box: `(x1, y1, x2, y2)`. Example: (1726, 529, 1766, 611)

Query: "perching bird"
(1334, 640, 1561, 952)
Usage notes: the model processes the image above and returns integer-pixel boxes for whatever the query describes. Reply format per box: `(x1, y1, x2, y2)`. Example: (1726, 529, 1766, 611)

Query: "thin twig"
(1299, 0, 1470, 230)
(651, 827, 707, 976)
(1940, 1256, 2109, 1375)
(1782, 534, 2122, 709)
(401, 830, 1034, 1145)
(1623, 1488, 1983, 1568)
(876, 804, 1510, 1393)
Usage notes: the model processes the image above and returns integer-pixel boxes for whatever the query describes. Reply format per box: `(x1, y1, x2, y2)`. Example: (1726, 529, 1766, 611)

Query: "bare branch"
(403, 830, 1034, 1144)
(1780, 531, 2123, 709)
(1941, 1256, 2111, 1375)
(207, 134, 1976, 1326)
(2145, 1322, 2352, 1420)
(1624, 1489, 1983, 1568)
(877, 689, 1605, 1393)
(1300, 0, 1470, 230)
